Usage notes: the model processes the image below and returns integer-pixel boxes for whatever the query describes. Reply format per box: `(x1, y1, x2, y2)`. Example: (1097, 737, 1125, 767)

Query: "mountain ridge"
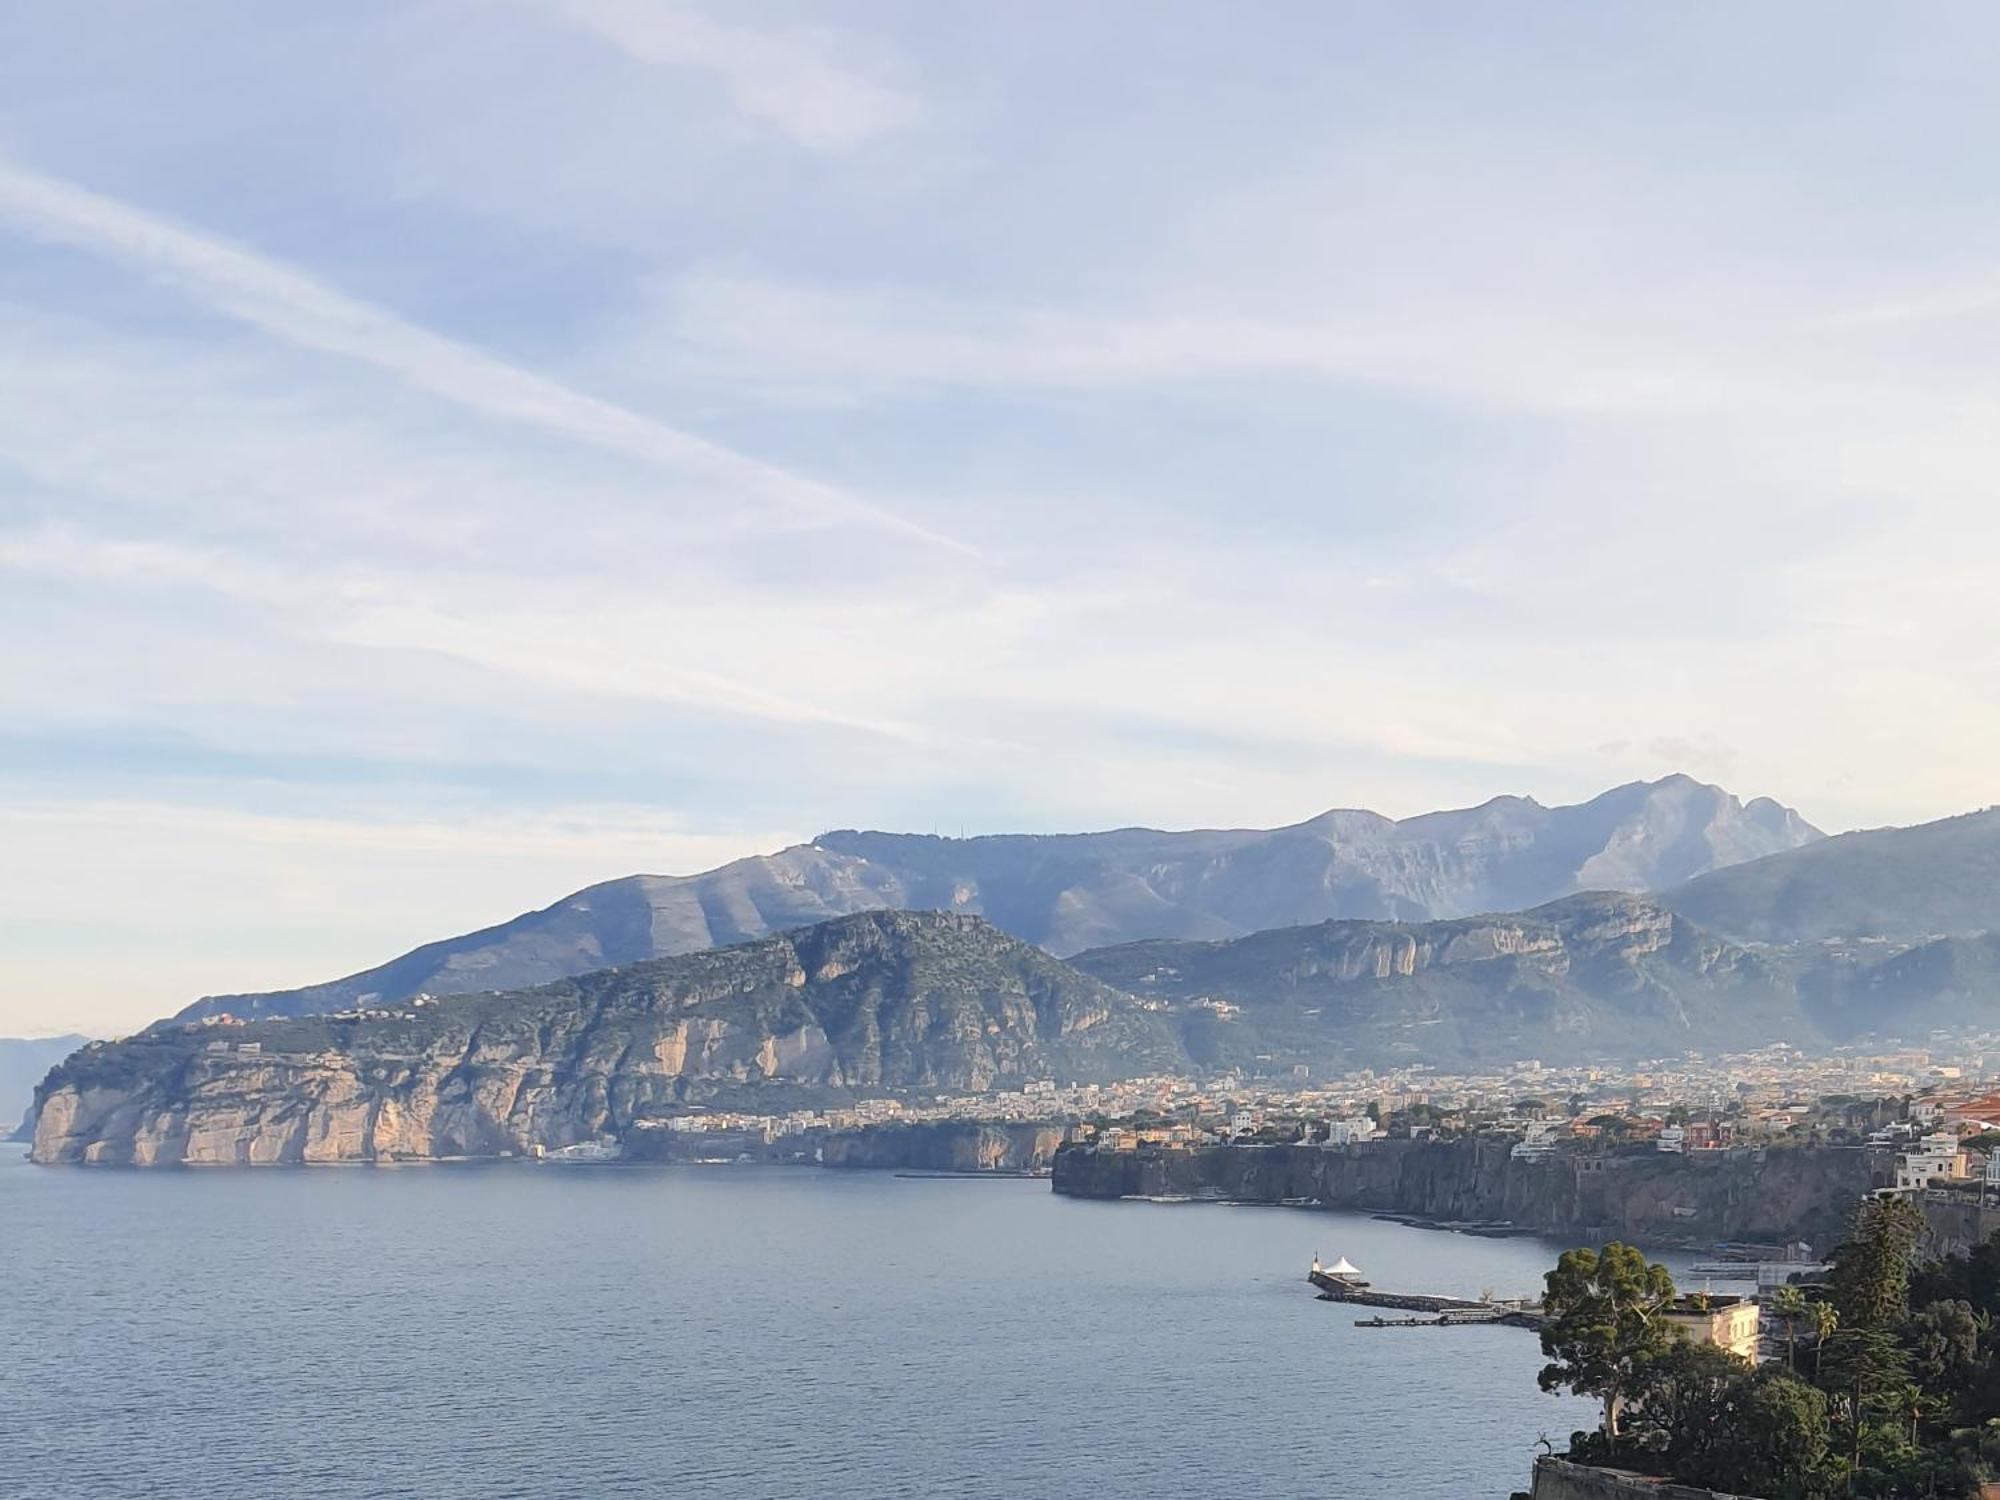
(173, 774, 1820, 1025)
(1665, 806, 2000, 945)
(1067, 890, 1806, 1070)
(37, 911, 1188, 1166)
(45, 893, 2000, 1166)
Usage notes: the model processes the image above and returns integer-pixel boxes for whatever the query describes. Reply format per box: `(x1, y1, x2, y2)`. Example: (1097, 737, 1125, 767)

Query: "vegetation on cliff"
(1070, 891, 1806, 1066)
(1542, 1198, 2000, 1497)
(32, 912, 1187, 1165)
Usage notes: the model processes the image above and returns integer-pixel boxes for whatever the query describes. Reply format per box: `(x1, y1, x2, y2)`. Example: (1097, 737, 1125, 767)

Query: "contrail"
(0, 158, 971, 553)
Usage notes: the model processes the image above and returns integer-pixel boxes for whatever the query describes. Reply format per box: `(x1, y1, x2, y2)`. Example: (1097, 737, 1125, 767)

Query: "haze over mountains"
(36, 774, 2000, 1163)
(1665, 807, 2000, 945)
(45, 892, 2000, 1165)
(1070, 892, 1799, 1071)
(177, 775, 1820, 1024)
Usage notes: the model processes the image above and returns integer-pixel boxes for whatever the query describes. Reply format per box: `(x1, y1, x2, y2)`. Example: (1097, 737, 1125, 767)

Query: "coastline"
(1050, 1137, 1886, 1255)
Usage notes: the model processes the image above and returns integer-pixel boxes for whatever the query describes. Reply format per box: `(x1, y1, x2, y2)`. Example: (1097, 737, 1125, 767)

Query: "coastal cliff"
(1068, 892, 1814, 1068)
(29, 912, 1184, 1166)
(819, 1122, 1062, 1172)
(1052, 1139, 1884, 1249)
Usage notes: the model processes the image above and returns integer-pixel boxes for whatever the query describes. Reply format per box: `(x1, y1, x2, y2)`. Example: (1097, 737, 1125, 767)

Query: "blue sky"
(4, 3, 1999, 1033)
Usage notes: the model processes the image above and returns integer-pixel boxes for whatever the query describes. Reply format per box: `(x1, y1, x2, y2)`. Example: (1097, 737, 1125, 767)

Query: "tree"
(1912, 1229, 2000, 1320)
(1771, 1285, 1809, 1373)
(1817, 1326, 1910, 1479)
(1538, 1242, 1680, 1441)
(1675, 1368, 1834, 1500)
(1806, 1301, 1840, 1383)
(1905, 1299, 1982, 1401)
(1828, 1195, 1924, 1333)
(1645, 1339, 1746, 1465)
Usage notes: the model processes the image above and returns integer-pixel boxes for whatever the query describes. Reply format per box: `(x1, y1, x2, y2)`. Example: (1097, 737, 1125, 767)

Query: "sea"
(0, 1144, 1630, 1500)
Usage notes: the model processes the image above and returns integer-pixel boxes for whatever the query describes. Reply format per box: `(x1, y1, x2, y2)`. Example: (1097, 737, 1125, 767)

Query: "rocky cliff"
(3, 1034, 89, 1138)
(1051, 1139, 1884, 1250)
(32, 912, 1186, 1166)
(818, 1122, 1062, 1172)
(1069, 891, 1807, 1067)
(173, 775, 1818, 1022)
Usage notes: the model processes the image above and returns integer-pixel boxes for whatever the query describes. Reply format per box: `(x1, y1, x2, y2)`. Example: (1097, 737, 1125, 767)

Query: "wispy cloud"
(0, 519, 927, 740)
(544, 0, 918, 151)
(627, 268, 1761, 418)
(0, 158, 964, 551)
(5, 3, 2000, 1033)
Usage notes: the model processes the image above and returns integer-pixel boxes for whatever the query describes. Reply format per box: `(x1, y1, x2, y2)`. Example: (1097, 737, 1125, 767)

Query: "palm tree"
(1771, 1285, 1808, 1372)
(1807, 1300, 1840, 1382)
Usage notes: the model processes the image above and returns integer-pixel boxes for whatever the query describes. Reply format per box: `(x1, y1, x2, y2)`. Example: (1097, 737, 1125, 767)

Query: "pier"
(1309, 1255, 1543, 1329)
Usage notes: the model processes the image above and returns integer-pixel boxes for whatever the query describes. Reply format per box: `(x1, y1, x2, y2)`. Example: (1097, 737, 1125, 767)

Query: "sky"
(4, 3, 1999, 1035)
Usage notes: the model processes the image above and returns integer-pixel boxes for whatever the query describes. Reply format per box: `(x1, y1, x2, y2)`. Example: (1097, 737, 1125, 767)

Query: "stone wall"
(1920, 1193, 2000, 1259)
(1527, 1456, 1751, 1500)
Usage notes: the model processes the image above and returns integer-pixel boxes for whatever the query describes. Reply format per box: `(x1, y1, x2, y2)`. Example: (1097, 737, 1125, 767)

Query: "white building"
(1896, 1132, 1967, 1190)
(1325, 1117, 1379, 1146)
(1512, 1121, 1562, 1160)
(1657, 1125, 1685, 1153)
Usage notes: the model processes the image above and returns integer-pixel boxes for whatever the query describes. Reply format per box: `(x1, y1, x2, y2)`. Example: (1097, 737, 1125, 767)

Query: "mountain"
(2, 1035, 88, 1138)
(1666, 807, 2000, 945)
(1797, 931, 2000, 1039)
(34, 913, 1188, 1165)
(41, 896, 2000, 1165)
(1067, 889, 2000, 1070)
(1067, 892, 1806, 1070)
(174, 774, 1819, 1024)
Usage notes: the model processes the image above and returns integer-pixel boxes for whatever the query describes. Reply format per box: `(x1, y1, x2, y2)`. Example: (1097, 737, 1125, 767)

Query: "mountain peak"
(171, 778, 1823, 1026)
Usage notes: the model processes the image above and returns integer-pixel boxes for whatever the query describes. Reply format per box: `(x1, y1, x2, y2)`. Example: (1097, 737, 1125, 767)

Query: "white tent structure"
(1311, 1253, 1368, 1284)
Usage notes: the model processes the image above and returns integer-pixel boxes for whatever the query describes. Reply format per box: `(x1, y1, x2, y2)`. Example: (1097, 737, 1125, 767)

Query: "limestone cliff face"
(1070, 892, 1801, 1067)
(31, 913, 1186, 1167)
(818, 1122, 1062, 1172)
(1051, 1140, 1884, 1250)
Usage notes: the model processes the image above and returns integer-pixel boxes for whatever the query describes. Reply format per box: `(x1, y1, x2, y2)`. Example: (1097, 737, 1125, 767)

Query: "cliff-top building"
(1663, 1295, 1761, 1362)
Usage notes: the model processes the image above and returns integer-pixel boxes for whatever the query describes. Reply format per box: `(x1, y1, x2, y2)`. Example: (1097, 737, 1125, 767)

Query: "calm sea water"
(0, 1145, 1604, 1500)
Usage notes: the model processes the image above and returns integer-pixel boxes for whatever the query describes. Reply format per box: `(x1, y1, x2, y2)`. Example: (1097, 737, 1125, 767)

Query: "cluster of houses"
(1079, 1110, 1386, 1153)
(1868, 1090, 2000, 1195)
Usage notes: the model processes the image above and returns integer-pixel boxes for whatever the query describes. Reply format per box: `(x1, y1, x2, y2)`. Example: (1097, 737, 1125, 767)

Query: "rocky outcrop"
(2, 1034, 89, 1139)
(1918, 1195, 2000, 1259)
(31, 913, 1187, 1166)
(174, 775, 1817, 1023)
(1051, 1139, 1885, 1250)
(819, 1122, 1062, 1172)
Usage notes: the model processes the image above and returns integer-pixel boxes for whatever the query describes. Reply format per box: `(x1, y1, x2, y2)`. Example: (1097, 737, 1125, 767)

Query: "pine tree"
(1537, 1242, 1679, 1441)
